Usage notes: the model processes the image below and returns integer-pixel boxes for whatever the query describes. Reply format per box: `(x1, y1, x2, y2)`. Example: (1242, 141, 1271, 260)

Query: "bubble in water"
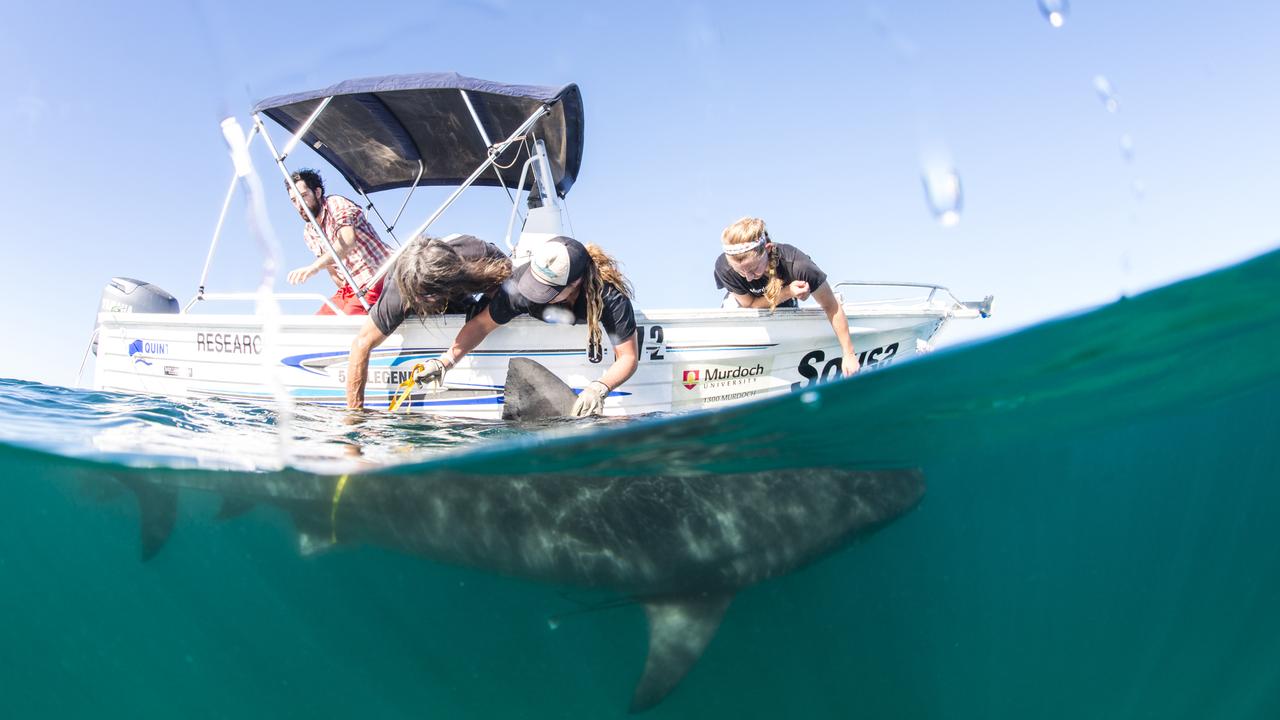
(1131, 179, 1146, 200)
(800, 390, 821, 407)
(541, 305, 576, 325)
(1119, 133, 1135, 162)
(921, 166, 963, 227)
(1037, 0, 1069, 28)
(547, 617, 561, 631)
(1093, 75, 1120, 113)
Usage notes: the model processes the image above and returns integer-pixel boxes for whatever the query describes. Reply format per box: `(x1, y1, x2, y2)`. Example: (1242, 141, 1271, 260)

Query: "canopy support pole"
(188, 123, 261, 312)
(358, 159, 424, 246)
(367, 103, 553, 288)
(255, 109, 370, 311)
(280, 96, 332, 160)
(460, 89, 516, 204)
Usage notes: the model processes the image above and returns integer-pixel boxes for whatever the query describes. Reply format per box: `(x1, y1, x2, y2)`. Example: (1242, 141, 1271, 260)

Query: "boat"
(89, 72, 992, 417)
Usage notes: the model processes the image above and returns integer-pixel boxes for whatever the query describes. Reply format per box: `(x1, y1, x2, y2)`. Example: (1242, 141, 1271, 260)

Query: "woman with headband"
(715, 216, 860, 378)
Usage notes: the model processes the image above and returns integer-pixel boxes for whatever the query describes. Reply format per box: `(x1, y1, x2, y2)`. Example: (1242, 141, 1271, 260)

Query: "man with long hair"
(422, 236, 639, 417)
(345, 234, 510, 408)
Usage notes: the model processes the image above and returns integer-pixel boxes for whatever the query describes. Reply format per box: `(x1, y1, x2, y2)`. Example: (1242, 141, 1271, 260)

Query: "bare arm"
(346, 318, 389, 409)
(439, 306, 501, 368)
(812, 282, 859, 377)
(597, 332, 640, 392)
(289, 225, 361, 285)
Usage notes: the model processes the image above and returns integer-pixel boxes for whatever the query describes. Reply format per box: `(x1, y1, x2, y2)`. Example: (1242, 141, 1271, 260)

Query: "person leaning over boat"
(419, 236, 639, 417)
(284, 168, 392, 315)
(346, 234, 511, 409)
(716, 216, 860, 377)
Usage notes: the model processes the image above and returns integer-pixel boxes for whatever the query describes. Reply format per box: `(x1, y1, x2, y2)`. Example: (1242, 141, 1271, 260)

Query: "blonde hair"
(721, 217, 783, 312)
(583, 244, 634, 362)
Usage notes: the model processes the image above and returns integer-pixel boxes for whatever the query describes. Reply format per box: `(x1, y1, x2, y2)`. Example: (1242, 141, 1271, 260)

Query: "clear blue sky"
(1, 0, 1277, 386)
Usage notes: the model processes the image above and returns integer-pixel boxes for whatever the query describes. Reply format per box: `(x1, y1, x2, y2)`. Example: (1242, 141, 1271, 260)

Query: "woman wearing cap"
(345, 234, 511, 409)
(421, 236, 639, 417)
(716, 216, 859, 378)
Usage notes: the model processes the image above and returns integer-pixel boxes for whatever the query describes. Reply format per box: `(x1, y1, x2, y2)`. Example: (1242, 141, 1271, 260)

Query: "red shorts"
(318, 278, 384, 316)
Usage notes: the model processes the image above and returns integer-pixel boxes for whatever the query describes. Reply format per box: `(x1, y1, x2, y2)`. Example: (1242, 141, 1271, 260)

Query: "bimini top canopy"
(253, 72, 584, 197)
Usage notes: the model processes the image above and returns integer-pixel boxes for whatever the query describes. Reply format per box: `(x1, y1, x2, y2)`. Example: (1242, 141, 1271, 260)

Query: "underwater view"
(3, 244, 1278, 718)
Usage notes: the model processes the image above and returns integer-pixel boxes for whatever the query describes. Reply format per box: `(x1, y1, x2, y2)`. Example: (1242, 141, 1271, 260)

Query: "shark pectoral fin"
(298, 531, 336, 557)
(630, 593, 734, 714)
(215, 496, 255, 521)
(116, 475, 178, 561)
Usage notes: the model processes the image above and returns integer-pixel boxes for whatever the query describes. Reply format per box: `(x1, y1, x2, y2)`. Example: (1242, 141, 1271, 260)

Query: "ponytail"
(583, 244, 633, 362)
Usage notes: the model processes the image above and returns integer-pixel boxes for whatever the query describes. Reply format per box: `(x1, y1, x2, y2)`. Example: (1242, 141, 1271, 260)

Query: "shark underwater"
(115, 358, 925, 712)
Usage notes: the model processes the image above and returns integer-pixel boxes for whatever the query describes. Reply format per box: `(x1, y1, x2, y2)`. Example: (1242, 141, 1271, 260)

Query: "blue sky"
(1, 0, 1277, 385)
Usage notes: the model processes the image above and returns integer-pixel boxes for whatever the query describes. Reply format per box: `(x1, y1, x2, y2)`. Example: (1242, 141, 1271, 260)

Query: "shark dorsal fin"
(630, 593, 734, 713)
(502, 357, 579, 420)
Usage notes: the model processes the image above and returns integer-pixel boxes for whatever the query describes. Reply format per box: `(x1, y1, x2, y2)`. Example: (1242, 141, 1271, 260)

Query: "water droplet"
(1037, 0, 1069, 28)
(1119, 133, 1135, 162)
(800, 391, 821, 407)
(1131, 179, 1146, 200)
(1093, 75, 1120, 113)
(547, 617, 561, 631)
(921, 166, 963, 227)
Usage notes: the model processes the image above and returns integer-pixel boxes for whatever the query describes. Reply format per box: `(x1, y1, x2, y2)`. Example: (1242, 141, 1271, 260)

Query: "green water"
(2, 247, 1278, 718)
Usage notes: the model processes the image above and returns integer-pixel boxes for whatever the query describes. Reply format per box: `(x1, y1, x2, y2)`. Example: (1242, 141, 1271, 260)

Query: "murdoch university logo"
(682, 369, 700, 390)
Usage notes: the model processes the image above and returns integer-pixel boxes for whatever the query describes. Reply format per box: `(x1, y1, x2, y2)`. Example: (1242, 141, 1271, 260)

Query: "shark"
(116, 357, 925, 712)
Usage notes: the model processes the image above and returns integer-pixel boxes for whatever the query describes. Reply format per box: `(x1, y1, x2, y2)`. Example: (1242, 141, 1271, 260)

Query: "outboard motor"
(91, 277, 179, 355)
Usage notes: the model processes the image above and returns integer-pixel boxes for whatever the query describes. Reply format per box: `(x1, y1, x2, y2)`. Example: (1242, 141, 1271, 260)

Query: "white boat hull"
(93, 301, 957, 418)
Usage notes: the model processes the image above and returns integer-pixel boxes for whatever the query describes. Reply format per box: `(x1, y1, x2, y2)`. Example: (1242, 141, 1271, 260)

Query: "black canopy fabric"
(253, 72, 584, 197)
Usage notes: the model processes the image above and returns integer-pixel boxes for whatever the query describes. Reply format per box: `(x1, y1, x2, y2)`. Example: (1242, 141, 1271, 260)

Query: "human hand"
(287, 264, 318, 285)
(571, 381, 609, 417)
(419, 358, 448, 385)
(788, 280, 811, 301)
(842, 353, 860, 377)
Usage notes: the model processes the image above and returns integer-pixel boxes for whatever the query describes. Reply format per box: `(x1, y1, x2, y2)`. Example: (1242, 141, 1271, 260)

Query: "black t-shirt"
(713, 243, 829, 302)
(487, 281, 638, 346)
(370, 235, 507, 335)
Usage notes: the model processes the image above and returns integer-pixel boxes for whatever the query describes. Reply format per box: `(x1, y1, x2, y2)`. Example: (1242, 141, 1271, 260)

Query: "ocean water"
(2, 247, 1279, 719)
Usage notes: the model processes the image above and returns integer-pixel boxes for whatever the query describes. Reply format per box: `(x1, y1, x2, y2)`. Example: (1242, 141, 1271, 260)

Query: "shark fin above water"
(502, 357, 579, 421)
(630, 593, 734, 713)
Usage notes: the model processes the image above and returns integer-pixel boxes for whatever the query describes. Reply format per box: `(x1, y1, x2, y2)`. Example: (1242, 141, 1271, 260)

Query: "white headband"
(722, 230, 769, 256)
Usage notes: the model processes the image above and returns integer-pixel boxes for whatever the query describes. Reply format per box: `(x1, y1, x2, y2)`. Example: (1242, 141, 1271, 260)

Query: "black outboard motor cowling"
(92, 277, 179, 355)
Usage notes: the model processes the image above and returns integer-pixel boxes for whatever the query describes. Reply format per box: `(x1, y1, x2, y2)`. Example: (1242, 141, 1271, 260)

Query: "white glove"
(571, 381, 609, 417)
(419, 358, 448, 387)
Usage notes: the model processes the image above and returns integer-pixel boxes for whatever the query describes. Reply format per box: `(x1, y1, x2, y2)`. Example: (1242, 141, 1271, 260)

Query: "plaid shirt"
(303, 195, 391, 289)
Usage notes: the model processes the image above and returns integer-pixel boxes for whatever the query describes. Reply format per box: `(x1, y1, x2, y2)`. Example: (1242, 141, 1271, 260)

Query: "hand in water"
(572, 381, 608, 417)
(842, 353, 860, 377)
(789, 280, 811, 301)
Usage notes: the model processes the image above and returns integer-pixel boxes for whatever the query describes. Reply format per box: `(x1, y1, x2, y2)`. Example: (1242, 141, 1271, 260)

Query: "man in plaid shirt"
(285, 168, 392, 315)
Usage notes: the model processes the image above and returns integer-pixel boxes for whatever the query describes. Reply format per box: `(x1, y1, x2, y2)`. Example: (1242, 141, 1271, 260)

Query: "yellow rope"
(330, 474, 350, 542)
(387, 363, 426, 412)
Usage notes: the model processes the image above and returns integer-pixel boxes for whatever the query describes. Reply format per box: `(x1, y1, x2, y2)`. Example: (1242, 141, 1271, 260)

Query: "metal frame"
(357, 159, 424, 245)
(834, 281, 993, 318)
(366, 100, 554, 288)
(191, 90, 563, 314)
(254, 110, 370, 311)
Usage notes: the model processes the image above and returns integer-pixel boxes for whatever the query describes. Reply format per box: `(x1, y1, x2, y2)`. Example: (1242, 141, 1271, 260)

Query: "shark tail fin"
(116, 474, 178, 561)
(629, 592, 734, 713)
